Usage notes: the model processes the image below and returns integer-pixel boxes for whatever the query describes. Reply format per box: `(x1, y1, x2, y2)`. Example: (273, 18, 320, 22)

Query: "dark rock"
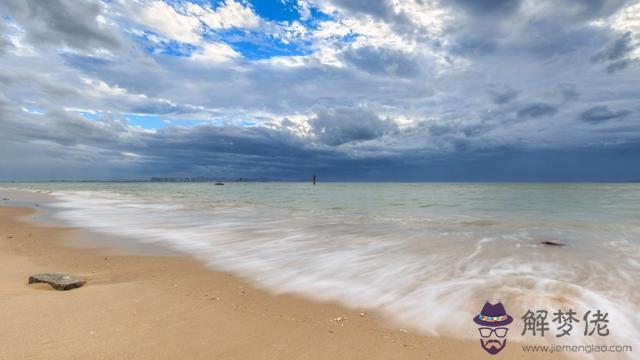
(28, 273, 86, 291)
(540, 240, 566, 247)
(2, 198, 8, 201)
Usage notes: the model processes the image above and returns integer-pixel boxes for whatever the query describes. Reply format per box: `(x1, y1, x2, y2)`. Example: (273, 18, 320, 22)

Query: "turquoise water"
(3, 182, 639, 348)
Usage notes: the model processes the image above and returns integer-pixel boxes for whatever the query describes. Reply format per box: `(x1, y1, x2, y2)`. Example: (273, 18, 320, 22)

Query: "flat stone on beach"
(28, 273, 86, 291)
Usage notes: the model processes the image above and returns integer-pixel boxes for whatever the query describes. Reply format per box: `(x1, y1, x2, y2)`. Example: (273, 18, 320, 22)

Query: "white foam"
(44, 189, 640, 357)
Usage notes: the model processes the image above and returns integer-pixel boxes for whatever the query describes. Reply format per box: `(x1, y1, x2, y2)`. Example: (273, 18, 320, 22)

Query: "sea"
(2, 182, 639, 350)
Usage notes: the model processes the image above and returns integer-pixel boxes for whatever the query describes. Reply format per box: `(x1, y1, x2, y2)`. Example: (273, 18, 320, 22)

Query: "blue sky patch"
(21, 106, 46, 115)
(248, 0, 301, 22)
(228, 37, 311, 59)
(134, 31, 197, 57)
(76, 111, 100, 120)
(129, 0, 338, 61)
(125, 114, 169, 129)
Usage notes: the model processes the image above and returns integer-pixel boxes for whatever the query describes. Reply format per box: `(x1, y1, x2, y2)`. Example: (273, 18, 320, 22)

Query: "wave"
(37, 188, 640, 356)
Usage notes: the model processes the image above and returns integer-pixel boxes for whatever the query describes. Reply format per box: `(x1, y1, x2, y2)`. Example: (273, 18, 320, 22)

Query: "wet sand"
(0, 205, 560, 359)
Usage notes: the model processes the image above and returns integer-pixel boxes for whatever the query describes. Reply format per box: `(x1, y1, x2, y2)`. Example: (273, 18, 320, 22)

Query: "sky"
(0, 0, 639, 181)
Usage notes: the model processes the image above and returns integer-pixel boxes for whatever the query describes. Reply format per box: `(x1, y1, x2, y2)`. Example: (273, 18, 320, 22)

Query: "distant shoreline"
(1, 180, 639, 183)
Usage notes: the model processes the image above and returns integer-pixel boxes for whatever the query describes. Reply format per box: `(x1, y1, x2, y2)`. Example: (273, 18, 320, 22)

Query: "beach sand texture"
(0, 205, 556, 359)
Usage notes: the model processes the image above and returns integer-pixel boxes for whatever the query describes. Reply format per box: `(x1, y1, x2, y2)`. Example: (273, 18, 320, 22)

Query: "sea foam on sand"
(8, 183, 639, 354)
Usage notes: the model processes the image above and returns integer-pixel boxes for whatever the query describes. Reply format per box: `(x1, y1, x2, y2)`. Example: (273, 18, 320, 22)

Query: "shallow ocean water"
(3, 182, 639, 350)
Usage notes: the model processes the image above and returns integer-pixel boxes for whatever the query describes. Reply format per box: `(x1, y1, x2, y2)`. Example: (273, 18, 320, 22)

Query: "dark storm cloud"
(551, 0, 629, 21)
(1, 92, 639, 181)
(0, 91, 402, 180)
(322, 0, 426, 42)
(1, 103, 289, 159)
(446, 0, 631, 59)
(557, 84, 580, 102)
(145, 124, 305, 159)
(591, 32, 635, 62)
(0, 0, 123, 52)
(396, 144, 640, 182)
(1, 0, 640, 181)
(606, 59, 630, 73)
(0, 96, 307, 179)
(517, 103, 558, 119)
(447, 0, 521, 15)
(327, 0, 396, 20)
(488, 86, 518, 104)
(341, 46, 420, 77)
(57, 46, 431, 115)
(425, 118, 495, 139)
(310, 107, 398, 146)
(580, 106, 631, 123)
(0, 98, 128, 147)
(591, 31, 637, 73)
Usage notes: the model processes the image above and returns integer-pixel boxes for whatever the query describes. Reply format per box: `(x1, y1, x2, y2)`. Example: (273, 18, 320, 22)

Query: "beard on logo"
(480, 339, 507, 355)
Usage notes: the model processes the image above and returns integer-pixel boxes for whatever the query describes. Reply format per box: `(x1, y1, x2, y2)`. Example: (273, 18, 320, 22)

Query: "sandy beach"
(0, 203, 562, 359)
(2, 0, 638, 357)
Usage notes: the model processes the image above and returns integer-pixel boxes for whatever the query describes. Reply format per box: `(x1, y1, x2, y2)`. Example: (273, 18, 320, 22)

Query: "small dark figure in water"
(540, 240, 565, 247)
(312, 175, 317, 186)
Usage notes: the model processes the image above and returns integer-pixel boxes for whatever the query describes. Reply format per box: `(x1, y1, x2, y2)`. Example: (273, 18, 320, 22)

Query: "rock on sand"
(28, 273, 86, 291)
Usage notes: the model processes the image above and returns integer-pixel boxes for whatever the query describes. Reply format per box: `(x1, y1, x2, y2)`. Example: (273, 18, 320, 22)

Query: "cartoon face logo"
(473, 302, 513, 355)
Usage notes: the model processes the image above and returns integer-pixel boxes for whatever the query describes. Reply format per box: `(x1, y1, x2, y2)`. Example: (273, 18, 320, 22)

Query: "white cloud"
(185, 0, 261, 30)
(308, 14, 456, 70)
(610, 2, 640, 59)
(121, 151, 141, 158)
(262, 55, 308, 67)
(393, 0, 449, 35)
(6, 33, 35, 56)
(21, 107, 44, 115)
(611, 2, 640, 34)
(296, 0, 312, 21)
(136, 1, 202, 44)
(80, 77, 128, 97)
(279, 21, 308, 44)
(590, 2, 640, 60)
(129, 0, 262, 63)
(191, 42, 239, 62)
(3, 0, 640, 181)
(3, 22, 35, 56)
(311, 13, 426, 55)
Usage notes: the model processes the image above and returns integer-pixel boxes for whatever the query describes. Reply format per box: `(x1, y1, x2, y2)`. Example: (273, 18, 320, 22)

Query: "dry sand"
(0, 205, 561, 359)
